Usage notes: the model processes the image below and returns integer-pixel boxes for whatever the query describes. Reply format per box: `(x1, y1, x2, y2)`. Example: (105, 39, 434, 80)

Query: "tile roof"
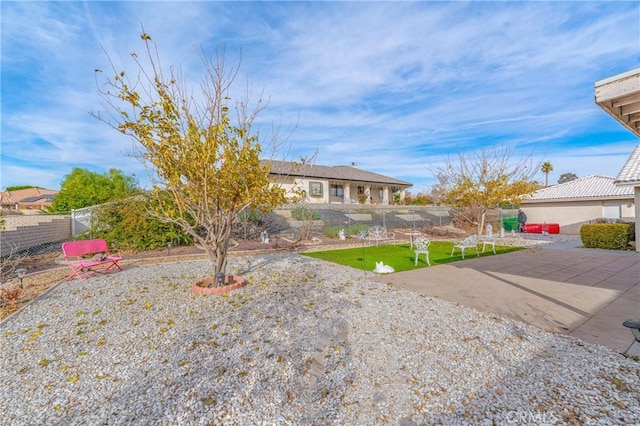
(615, 145, 640, 186)
(21, 194, 56, 203)
(524, 175, 633, 202)
(0, 187, 58, 205)
(265, 160, 412, 187)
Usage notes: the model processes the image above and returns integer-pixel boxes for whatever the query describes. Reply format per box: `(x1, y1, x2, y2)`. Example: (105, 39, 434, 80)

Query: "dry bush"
(0, 286, 23, 307)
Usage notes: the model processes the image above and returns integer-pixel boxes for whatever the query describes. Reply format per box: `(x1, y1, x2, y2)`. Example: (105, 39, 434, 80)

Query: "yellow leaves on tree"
(435, 147, 539, 235)
(95, 33, 286, 277)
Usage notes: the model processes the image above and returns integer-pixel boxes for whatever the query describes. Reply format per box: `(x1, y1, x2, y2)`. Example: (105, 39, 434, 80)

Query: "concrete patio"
(377, 237, 640, 354)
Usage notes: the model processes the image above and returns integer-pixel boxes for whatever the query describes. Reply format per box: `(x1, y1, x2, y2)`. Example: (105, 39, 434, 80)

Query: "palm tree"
(541, 161, 553, 187)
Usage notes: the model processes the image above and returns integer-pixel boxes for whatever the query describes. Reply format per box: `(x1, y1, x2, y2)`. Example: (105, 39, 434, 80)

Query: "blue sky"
(1, 1, 639, 193)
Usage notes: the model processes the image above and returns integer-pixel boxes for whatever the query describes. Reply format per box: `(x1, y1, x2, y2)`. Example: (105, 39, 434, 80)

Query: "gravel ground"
(1, 251, 638, 425)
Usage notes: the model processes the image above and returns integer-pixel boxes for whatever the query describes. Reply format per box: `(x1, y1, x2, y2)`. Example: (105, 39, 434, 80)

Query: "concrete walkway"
(376, 236, 640, 353)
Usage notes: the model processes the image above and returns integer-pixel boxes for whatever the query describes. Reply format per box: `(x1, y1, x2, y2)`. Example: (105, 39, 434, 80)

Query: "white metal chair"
(480, 224, 496, 254)
(451, 234, 479, 259)
(413, 237, 431, 266)
(623, 319, 640, 358)
(367, 226, 395, 247)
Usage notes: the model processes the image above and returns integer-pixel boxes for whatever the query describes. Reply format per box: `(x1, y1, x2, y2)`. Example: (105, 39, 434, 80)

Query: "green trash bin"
(503, 217, 519, 231)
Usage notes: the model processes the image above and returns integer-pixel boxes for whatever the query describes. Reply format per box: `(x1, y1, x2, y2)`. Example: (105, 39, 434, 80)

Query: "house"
(521, 175, 635, 234)
(0, 187, 58, 212)
(266, 160, 412, 204)
(614, 144, 640, 240)
(595, 68, 640, 251)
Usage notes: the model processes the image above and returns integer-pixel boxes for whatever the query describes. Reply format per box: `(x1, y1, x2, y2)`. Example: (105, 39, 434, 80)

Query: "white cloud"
(1, 1, 638, 192)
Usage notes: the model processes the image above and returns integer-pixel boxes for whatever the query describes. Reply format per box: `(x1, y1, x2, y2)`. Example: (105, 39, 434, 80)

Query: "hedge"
(579, 223, 631, 250)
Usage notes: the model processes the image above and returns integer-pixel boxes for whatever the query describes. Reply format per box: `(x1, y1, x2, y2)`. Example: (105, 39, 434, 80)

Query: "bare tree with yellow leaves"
(432, 146, 539, 236)
(94, 33, 289, 283)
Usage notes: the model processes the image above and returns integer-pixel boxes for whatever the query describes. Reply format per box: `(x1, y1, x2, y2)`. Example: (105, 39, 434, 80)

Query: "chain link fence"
(1, 214, 71, 282)
(1, 204, 457, 282)
(0, 215, 71, 257)
(273, 204, 454, 240)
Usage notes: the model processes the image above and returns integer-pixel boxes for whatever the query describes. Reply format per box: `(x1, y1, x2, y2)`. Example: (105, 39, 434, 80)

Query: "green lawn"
(304, 241, 523, 273)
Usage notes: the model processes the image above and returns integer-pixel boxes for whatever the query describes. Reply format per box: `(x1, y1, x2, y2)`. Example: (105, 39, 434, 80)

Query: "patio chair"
(480, 223, 496, 254)
(413, 237, 431, 266)
(451, 234, 479, 259)
(623, 319, 640, 358)
(367, 226, 395, 247)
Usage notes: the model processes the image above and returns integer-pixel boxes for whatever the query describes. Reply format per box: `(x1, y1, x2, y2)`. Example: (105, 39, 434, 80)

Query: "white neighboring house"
(266, 160, 412, 205)
(521, 175, 635, 235)
(595, 68, 640, 251)
(613, 145, 640, 242)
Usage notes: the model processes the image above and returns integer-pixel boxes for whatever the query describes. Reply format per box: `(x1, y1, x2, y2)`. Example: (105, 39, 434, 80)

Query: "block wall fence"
(0, 215, 72, 258)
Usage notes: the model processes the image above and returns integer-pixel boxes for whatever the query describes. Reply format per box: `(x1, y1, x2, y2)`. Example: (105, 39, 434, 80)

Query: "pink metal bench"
(61, 239, 123, 281)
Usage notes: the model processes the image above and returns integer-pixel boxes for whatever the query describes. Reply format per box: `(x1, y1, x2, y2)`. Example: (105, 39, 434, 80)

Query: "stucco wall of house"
(271, 177, 398, 205)
(522, 198, 635, 234)
(270, 177, 326, 203)
(619, 200, 635, 218)
(276, 178, 332, 203)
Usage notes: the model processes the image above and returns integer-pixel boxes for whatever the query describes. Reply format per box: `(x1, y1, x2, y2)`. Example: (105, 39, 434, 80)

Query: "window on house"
(378, 189, 384, 199)
(357, 186, 365, 195)
(330, 184, 343, 197)
(309, 181, 323, 197)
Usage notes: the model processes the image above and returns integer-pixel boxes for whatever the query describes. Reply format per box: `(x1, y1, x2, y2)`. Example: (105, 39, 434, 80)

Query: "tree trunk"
(478, 210, 486, 236)
(212, 213, 235, 278)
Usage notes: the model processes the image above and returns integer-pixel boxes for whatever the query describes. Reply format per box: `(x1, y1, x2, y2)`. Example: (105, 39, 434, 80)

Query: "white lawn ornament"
(260, 230, 269, 244)
(374, 261, 395, 274)
(338, 229, 346, 240)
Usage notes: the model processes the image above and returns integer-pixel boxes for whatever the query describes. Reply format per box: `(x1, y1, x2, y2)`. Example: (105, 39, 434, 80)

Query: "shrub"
(0, 286, 23, 306)
(580, 223, 631, 250)
(347, 223, 370, 237)
(237, 209, 262, 223)
(83, 197, 192, 251)
(290, 207, 320, 221)
(323, 226, 342, 239)
(234, 209, 264, 240)
(590, 218, 635, 242)
(324, 224, 370, 239)
(400, 192, 432, 205)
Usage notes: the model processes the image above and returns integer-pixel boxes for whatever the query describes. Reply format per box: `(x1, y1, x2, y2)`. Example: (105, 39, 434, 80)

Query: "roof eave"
(523, 195, 634, 203)
(614, 180, 640, 187)
(270, 172, 412, 187)
(595, 68, 640, 138)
